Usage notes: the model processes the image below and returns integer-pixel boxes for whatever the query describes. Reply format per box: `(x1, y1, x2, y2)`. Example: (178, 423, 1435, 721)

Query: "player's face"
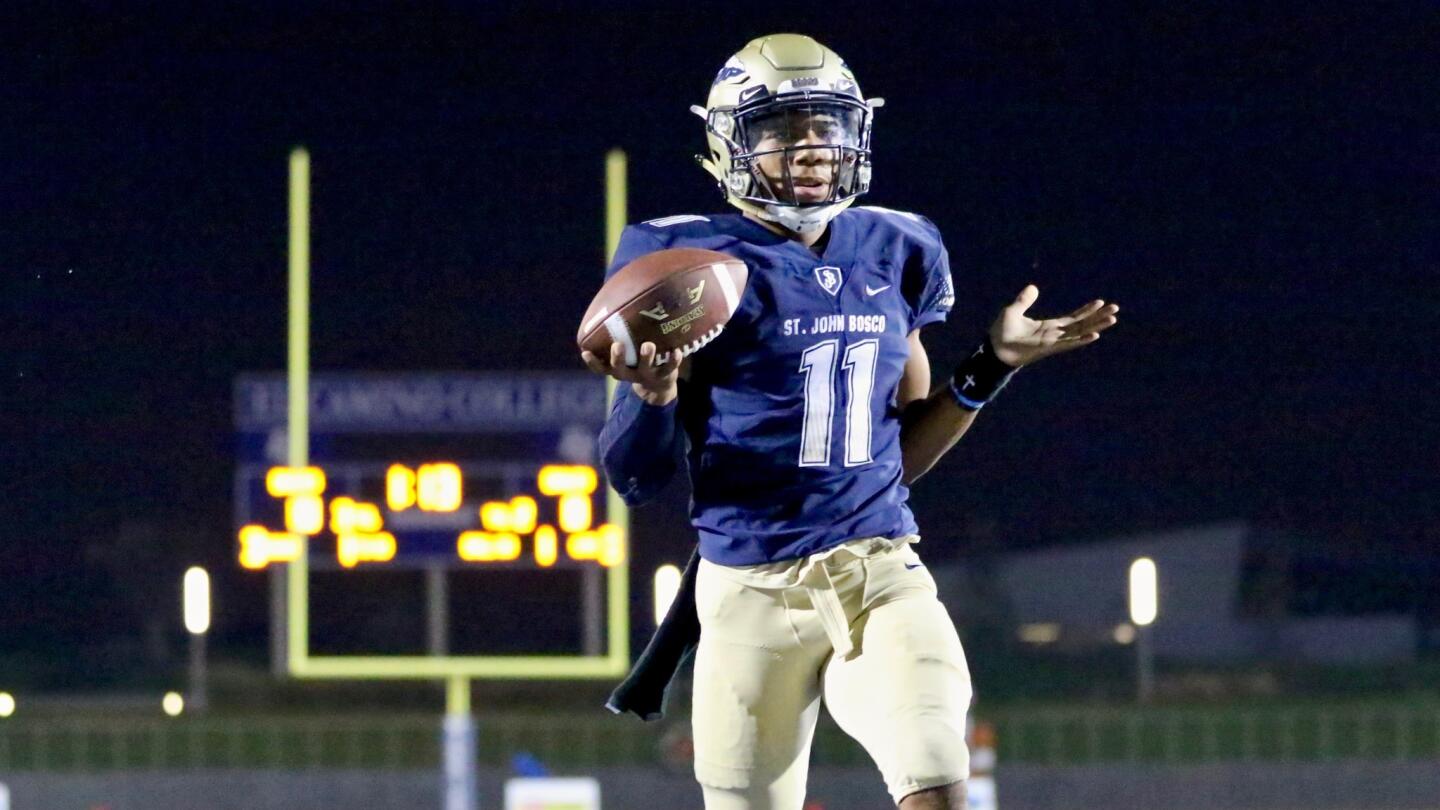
(746, 105, 860, 205)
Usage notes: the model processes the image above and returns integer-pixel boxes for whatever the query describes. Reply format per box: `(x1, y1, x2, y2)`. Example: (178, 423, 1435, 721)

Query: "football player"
(586, 34, 1119, 810)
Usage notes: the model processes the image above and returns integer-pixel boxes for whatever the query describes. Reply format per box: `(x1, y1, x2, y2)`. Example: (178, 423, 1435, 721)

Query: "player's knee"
(897, 779, 966, 809)
(882, 722, 970, 806)
(699, 767, 807, 810)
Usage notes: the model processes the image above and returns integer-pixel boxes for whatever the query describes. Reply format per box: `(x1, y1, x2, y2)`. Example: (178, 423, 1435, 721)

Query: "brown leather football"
(578, 248, 748, 367)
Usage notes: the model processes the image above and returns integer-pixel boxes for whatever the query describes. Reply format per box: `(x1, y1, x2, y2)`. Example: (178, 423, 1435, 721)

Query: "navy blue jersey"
(601, 208, 954, 565)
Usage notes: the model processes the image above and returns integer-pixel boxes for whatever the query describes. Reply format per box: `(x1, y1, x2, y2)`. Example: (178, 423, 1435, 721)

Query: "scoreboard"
(236, 461, 621, 571)
(232, 371, 633, 669)
(233, 372, 617, 573)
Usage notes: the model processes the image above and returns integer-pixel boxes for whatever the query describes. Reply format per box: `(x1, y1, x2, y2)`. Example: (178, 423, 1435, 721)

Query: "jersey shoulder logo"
(937, 271, 955, 309)
(814, 265, 843, 296)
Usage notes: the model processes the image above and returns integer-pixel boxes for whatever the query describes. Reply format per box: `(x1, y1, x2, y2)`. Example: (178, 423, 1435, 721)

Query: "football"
(578, 248, 748, 367)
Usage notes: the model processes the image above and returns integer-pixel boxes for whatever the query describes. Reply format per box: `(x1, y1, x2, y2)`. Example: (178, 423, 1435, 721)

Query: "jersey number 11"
(798, 338, 880, 468)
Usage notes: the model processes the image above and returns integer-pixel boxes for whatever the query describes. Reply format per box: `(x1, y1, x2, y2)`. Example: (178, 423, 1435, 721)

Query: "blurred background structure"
(3, 2, 1438, 808)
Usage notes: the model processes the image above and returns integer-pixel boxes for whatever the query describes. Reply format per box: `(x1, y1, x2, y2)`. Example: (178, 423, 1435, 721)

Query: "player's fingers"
(607, 342, 642, 380)
(1006, 284, 1040, 314)
(1061, 305, 1119, 336)
(1061, 315, 1115, 337)
(1083, 310, 1120, 333)
(638, 343, 673, 380)
(1039, 333, 1101, 358)
(580, 351, 610, 375)
(638, 341, 657, 368)
(658, 349, 684, 379)
(1091, 314, 1119, 333)
(610, 341, 630, 371)
(1065, 299, 1105, 321)
(1062, 332, 1103, 348)
(648, 345, 675, 368)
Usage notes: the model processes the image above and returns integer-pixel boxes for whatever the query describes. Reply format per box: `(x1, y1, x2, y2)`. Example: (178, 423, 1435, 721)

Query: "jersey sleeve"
(904, 218, 955, 331)
(605, 225, 668, 280)
(598, 385, 685, 506)
(596, 223, 684, 506)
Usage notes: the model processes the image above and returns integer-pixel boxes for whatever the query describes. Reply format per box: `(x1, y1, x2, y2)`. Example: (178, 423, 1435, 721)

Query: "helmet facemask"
(706, 93, 875, 233)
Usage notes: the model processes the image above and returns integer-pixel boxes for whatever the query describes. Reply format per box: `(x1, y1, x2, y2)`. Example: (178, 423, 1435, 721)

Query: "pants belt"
(801, 559, 855, 659)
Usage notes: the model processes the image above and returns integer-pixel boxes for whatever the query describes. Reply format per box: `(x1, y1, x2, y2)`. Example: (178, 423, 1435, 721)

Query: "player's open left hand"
(989, 284, 1120, 367)
(580, 342, 684, 406)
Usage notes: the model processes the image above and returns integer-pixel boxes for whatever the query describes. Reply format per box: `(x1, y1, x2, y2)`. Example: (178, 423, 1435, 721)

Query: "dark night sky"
(2, 2, 1437, 674)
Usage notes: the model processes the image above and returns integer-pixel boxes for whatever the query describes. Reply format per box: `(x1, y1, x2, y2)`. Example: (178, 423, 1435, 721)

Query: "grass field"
(2, 696, 1438, 772)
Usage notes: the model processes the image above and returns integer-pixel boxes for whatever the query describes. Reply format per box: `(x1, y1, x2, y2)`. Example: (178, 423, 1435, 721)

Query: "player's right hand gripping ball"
(578, 248, 748, 367)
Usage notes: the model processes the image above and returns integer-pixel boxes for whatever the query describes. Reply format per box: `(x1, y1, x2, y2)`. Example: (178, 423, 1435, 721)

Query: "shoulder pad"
(852, 205, 942, 246)
(641, 214, 712, 229)
(854, 205, 925, 224)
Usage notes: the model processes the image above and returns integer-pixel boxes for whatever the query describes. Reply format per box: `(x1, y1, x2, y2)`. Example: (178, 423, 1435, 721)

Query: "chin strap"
(695, 146, 852, 235)
(761, 201, 848, 234)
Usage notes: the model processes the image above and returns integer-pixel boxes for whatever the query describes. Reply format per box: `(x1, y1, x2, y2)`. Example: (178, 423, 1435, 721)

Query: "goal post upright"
(286, 147, 312, 674)
(604, 147, 631, 673)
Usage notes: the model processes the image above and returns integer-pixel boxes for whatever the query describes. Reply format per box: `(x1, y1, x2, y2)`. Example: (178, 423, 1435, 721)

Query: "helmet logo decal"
(738, 84, 769, 104)
(714, 66, 746, 85)
(814, 266, 844, 296)
(713, 57, 748, 86)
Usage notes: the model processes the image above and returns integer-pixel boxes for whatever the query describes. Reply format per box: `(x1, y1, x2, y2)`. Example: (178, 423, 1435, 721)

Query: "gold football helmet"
(693, 34, 884, 234)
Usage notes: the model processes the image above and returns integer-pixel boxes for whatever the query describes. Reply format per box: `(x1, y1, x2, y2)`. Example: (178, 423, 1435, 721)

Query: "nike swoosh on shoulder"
(904, 562, 923, 570)
(865, 284, 891, 296)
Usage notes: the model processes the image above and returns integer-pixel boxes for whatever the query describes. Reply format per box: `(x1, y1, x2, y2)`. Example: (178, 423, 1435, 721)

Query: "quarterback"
(586, 34, 1119, 810)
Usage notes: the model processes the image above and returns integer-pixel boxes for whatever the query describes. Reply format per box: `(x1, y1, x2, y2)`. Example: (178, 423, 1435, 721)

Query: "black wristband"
(949, 338, 1018, 411)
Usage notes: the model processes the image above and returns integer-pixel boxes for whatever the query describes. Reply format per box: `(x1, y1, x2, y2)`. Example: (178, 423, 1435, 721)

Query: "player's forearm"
(899, 390, 979, 485)
(599, 386, 683, 505)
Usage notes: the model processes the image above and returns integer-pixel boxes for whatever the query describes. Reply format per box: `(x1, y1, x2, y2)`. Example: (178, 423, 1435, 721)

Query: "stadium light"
(0, 692, 14, 718)
(1129, 557, 1157, 626)
(1113, 623, 1137, 645)
(653, 564, 682, 626)
(183, 567, 211, 635)
(1128, 556, 1158, 703)
(162, 691, 185, 717)
(183, 567, 211, 712)
(1018, 622, 1061, 644)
